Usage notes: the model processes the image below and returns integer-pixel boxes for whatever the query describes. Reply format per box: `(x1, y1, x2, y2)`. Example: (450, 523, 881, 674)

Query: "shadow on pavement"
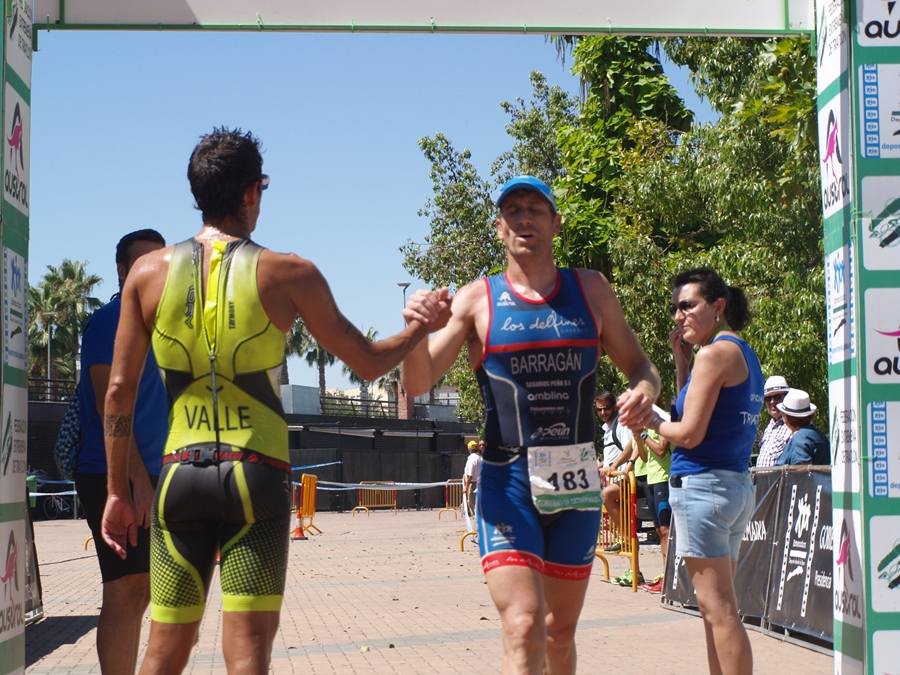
(26, 615, 98, 666)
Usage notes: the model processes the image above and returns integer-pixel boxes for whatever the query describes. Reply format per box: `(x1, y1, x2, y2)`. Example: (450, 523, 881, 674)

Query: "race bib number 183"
(527, 443, 602, 514)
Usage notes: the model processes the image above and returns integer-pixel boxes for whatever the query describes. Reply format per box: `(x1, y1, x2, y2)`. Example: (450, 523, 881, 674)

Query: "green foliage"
(28, 259, 102, 379)
(555, 37, 694, 274)
(610, 36, 826, 411)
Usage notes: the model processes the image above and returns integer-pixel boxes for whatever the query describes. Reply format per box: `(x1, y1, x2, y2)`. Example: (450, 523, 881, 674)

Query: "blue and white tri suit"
(476, 269, 601, 580)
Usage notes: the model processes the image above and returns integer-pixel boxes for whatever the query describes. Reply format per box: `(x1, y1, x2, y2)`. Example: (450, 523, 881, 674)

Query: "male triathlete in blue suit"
(401, 176, 660, 675)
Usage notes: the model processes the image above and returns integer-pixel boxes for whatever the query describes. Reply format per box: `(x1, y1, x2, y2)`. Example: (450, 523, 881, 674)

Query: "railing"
(28, 378, 76, 403)
(319, 395, 398, 418)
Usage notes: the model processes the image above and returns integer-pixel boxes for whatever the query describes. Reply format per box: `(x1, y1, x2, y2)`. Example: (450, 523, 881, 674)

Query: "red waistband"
(162, 447, 291, 473)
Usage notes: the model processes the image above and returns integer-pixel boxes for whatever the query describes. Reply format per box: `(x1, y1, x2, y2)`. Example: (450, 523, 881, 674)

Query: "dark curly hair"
(188, 128, 263, 224)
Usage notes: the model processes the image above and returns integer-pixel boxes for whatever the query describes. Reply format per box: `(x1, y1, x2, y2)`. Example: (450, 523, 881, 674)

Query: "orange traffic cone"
(291, 510, 307, 540)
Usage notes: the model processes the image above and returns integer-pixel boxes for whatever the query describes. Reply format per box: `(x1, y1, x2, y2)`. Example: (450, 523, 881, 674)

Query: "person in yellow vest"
(100, 128, 449, 675)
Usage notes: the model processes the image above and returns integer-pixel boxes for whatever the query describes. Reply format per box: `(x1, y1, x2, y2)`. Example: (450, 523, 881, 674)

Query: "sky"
(27, 31, 715, 391)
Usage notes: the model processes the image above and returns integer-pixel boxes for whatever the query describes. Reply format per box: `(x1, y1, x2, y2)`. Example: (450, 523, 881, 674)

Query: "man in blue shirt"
(74, 229, 167, 675)
(775, 389, 831, 466)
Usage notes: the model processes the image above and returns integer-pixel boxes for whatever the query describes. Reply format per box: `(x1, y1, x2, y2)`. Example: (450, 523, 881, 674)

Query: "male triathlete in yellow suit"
(100, 128, 450, 675)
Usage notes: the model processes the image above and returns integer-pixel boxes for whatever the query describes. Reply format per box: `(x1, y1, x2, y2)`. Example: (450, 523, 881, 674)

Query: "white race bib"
(527, 443, 602, 514)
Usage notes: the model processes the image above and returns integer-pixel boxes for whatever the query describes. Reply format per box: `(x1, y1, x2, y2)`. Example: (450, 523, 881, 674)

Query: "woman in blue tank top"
(647, 268, 763, 675)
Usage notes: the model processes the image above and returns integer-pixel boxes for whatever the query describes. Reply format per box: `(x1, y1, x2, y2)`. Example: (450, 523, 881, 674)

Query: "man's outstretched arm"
(274, 254, 451, 382)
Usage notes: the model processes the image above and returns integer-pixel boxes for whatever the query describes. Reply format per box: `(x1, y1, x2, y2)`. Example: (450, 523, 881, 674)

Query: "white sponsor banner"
(3, 248, 26, 372)
(0, 384, 27, 506)
(863, 287, 900, 382)
(816, 0, 847, 93)
(826, 244, 855, 364)
(858, 64, 900, 159)
(833, 653, 863, 675)
(873, 630, 900, 671)
(860, 175, 900, 269)
(829, 376, 860, 494)
(833, 509, 864, 628)
(0, 520, 26, 644)
(2, 84, 29, 217)
(819, 92, 852, 219)
(32, 0, 813, 33)
(867, 401, 899, 498)
(857, 0, 900, 45)
(5, 0, 32, 88)
(870, 518, 900, 612)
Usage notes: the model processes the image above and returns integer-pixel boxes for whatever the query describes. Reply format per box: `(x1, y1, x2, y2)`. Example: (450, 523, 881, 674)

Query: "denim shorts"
(668, 469, 755, 561)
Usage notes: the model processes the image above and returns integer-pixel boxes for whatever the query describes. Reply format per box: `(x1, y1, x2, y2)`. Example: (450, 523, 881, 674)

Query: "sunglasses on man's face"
(764, 394, 784, 404)
(596, 405, 611, 412)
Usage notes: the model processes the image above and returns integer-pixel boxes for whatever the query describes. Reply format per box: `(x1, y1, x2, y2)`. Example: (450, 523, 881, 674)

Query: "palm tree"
(281, 315, 311, 386)
(28, 259, 102, 379)
(305, 339, 335, 408)
(378, 366, 401, 403)
(342, 327, 377, 414)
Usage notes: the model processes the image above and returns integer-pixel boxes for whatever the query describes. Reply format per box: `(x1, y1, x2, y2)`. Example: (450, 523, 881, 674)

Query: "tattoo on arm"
(105, 414, 133, 438)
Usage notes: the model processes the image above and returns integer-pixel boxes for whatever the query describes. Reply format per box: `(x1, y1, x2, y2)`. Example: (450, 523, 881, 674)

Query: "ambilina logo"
(5, 101, 27, 208)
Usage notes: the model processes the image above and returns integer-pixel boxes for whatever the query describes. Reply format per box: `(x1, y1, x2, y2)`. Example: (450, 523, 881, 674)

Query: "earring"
(715, 315, 720, 322)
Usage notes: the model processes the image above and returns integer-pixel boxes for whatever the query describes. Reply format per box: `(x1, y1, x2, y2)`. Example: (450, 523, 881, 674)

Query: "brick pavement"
(25, 511, 832, 674)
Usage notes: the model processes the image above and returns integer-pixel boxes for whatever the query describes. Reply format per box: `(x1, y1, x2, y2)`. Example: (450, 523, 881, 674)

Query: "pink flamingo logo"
(6, 102, 23, 179)
(822, 109, 842, 186)
(836, 519, 853, 582)
(0, 532, 17, 605)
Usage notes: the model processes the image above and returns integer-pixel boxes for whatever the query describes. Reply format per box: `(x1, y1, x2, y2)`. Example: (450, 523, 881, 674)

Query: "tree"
(342, 327, 378, 414)
(28, 259, 102, 379)
(305, 339, 336, 406)
(605, 36, 825, 408)
(553, 37, 693, 275)
(281, 315, 311, 386)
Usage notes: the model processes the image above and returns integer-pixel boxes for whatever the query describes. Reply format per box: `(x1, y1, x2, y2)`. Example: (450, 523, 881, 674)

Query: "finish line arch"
(0, 2, 895, 674)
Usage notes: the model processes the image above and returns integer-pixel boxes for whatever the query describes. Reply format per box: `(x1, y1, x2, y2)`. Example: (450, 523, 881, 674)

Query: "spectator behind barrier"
(756, 375, 793, 467)
(775, 390, 831, 466)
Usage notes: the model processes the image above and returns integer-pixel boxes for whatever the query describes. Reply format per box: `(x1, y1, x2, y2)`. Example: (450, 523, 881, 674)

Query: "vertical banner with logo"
(819, 0, 900, 672)
(0, 0, 30, 673)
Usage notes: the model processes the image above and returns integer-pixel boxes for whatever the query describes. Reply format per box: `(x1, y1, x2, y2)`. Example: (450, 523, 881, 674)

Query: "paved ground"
(25, 510, 833, 674)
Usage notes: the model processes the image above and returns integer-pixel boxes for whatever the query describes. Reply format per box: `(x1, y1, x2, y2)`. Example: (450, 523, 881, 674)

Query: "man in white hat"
(775, 389, 831, 465)
(756, 375, 792, 467)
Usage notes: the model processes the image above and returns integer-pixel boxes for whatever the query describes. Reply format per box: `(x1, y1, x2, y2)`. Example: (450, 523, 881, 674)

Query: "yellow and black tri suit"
(149, 238, 291, 624)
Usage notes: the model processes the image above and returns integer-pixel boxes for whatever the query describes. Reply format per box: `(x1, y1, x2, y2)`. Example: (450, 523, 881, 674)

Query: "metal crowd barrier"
(439, 479, 464, 520)
(595, 469, 640, 592)
(300, 474, 322, 534)
(351, 481, 398, 516)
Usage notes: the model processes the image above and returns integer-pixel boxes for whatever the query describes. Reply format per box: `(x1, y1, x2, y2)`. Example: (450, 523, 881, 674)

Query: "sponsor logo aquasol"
(0, 530, 23, 634)
(872, 322, 900, 376)
(834, 518, 862, 620)
(863, 0, 900, 40)
(4, 101, 26, 209)
(496, 291, 516, 307)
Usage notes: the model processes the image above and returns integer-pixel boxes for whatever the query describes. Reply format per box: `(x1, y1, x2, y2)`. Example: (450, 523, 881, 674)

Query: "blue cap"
(496, 175, 557, 212)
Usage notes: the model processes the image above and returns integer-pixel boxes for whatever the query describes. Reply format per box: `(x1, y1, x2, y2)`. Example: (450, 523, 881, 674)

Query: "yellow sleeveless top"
(152, 238, 288, 462)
